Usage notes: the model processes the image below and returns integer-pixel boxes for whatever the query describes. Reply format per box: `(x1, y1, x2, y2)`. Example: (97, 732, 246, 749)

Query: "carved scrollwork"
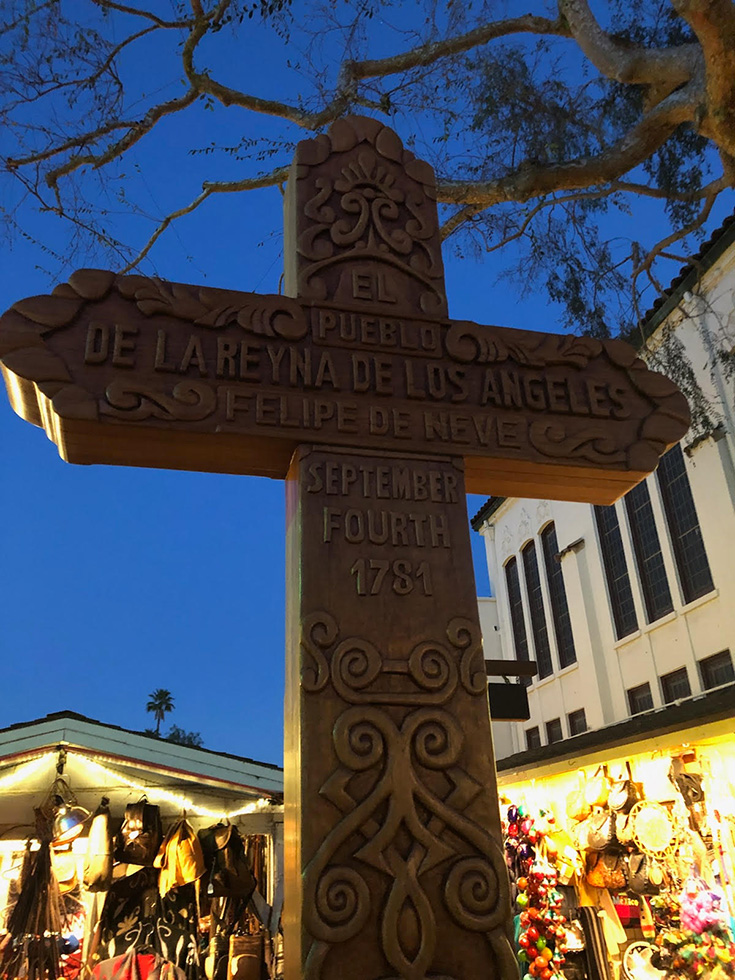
(304, 701, 511, 978)
(445, 321, 602, 368)
(301, 612, 339, 693)
(446, 617, 487, 697)
(300, 612, 461, 705)
(101, 380, 216, 421)
(529, 421, 626, 464)
(294, 118, 447, 316)
(444, 856, 502, 932)
(115, 275, 307, 340)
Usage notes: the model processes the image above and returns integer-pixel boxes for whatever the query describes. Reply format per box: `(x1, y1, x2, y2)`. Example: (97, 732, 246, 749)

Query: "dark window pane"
(594, 505, 639, 638)
(661, 666, 692, 704)
(505, 557, 531, 687)
(657, 444, 714, 602)
(699, 650, 735, 690)
(522, 542, 553, 679)
(625, 481, 673, 622)
(540, 523, 577, 668)
(526, 726, 541, 750)
(627, 682, 654, 715)
(568, 708, 588, 735)
(546, 718, 563, 743)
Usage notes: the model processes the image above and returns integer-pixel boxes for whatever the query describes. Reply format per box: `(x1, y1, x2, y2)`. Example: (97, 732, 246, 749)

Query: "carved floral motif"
(293, 118, 447, 317)
(101, 380, 217, 421)
(444, 321, 602, 367)
(116, 276, 307, 340)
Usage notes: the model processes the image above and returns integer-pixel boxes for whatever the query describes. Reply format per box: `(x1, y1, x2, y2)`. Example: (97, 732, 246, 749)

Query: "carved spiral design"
(301, 612, 338, 693)
(332, 638, 381, 693)
(408, 641, 456, 696)
(333, 709, 388, 772)
(408, 709, 462, 770)
(447, 617, 487, 696)
(312, 866, 370, 943)
(444, 856, 503, 932)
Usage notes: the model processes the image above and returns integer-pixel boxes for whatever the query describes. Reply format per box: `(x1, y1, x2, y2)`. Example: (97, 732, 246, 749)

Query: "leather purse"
(115, 797, 163, 866)
(626, 852, 664, 896)
(198, 824, 256, 900)
(669, 759, 705, 807)
(609, 762, 640, 813)
(585, 850, 626, 891)
(229, 934, 263, 980)
(584, 809, 616, 851)
(584, 765, 611, 808)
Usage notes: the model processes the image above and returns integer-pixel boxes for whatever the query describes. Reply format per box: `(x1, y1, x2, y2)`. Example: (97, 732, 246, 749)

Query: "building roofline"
(633, 212, 735, 344)
(495, 682, 735, 774)
(470, 496, 507, 532)
(0, 710, 282, 773)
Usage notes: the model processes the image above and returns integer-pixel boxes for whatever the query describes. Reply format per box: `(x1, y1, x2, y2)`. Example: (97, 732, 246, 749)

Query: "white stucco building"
(473, 214, 735, 763)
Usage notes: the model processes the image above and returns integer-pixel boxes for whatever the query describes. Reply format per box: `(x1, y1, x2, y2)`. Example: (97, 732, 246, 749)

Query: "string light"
(0, 752, 56, 790)
(69, 752, 277, 819)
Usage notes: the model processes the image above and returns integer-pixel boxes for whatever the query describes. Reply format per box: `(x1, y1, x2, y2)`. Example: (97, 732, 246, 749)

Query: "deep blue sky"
(1, 4, 730, 765)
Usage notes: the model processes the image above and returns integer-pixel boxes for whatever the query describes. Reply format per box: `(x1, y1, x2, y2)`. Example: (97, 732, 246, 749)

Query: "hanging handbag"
(198, 824, 257, 900)
(585, 850, 626, 891)
(114, 797, 163, 866)
(566, 771, 592, 822)
(584, 765, 611, 808)
(584, 810, 616, 851)
(626, 853, 664, 896)
(609, 762, 640, 813)
(229, 934, 263, 980)
(155, 817, 205, 896)
(669, 759, 705, 808)
(84, 798, 113, 892)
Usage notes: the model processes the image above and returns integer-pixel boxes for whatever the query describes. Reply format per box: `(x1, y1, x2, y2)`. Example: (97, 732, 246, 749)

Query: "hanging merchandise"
(608, 763, 641, 815)
(504, 804, 570, 980)
(655, 875, 735, 979)
(155, 817, 205, 896)
(84, 798, 113, 892)
(92, 947, 186, 980)
(0, 813, 63, 980)
(198, 825, 257, 901)
(115, 799, 164, 866)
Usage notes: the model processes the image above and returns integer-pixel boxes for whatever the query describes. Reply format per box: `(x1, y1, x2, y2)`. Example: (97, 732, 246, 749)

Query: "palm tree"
(146, 689, 174, 735)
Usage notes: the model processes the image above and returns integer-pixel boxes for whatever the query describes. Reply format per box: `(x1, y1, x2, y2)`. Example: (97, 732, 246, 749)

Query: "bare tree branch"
(122, 165, 290, 272)
(89, 0, 194, 29)
(436, 84, 699, 208)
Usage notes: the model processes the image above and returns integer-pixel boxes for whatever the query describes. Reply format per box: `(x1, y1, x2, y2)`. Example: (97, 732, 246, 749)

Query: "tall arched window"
(521, 541, 553, 679)
(656, 443, 714, 602)
(504, 556, 531, 686)
(594, 504, 638, 639)
(540, 523, 577, 668)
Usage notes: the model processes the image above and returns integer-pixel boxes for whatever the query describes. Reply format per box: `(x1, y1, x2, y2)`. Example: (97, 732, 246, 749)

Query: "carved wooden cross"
(0, 117, 688, 980)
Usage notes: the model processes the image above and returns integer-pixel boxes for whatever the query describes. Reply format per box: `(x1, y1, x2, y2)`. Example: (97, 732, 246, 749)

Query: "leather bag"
(626, 853, 663, 896)
(84, 798, 113, 892)
(584, 810, 616, 851)
(584, 766, 611, 808)
(585, 850, 626, 891)
(229, 934, 263, 980)
(609, 762, 640, 813)
(198, 824, 256, 900)
(114, 798, 163, 866)
(669, 759, 705, 808)
(155, 817, 205, 896)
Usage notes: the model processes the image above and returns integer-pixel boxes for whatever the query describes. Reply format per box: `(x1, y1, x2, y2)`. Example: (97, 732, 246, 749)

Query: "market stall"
(496, 685, 735, 980)
(0, 711, 284, 980)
